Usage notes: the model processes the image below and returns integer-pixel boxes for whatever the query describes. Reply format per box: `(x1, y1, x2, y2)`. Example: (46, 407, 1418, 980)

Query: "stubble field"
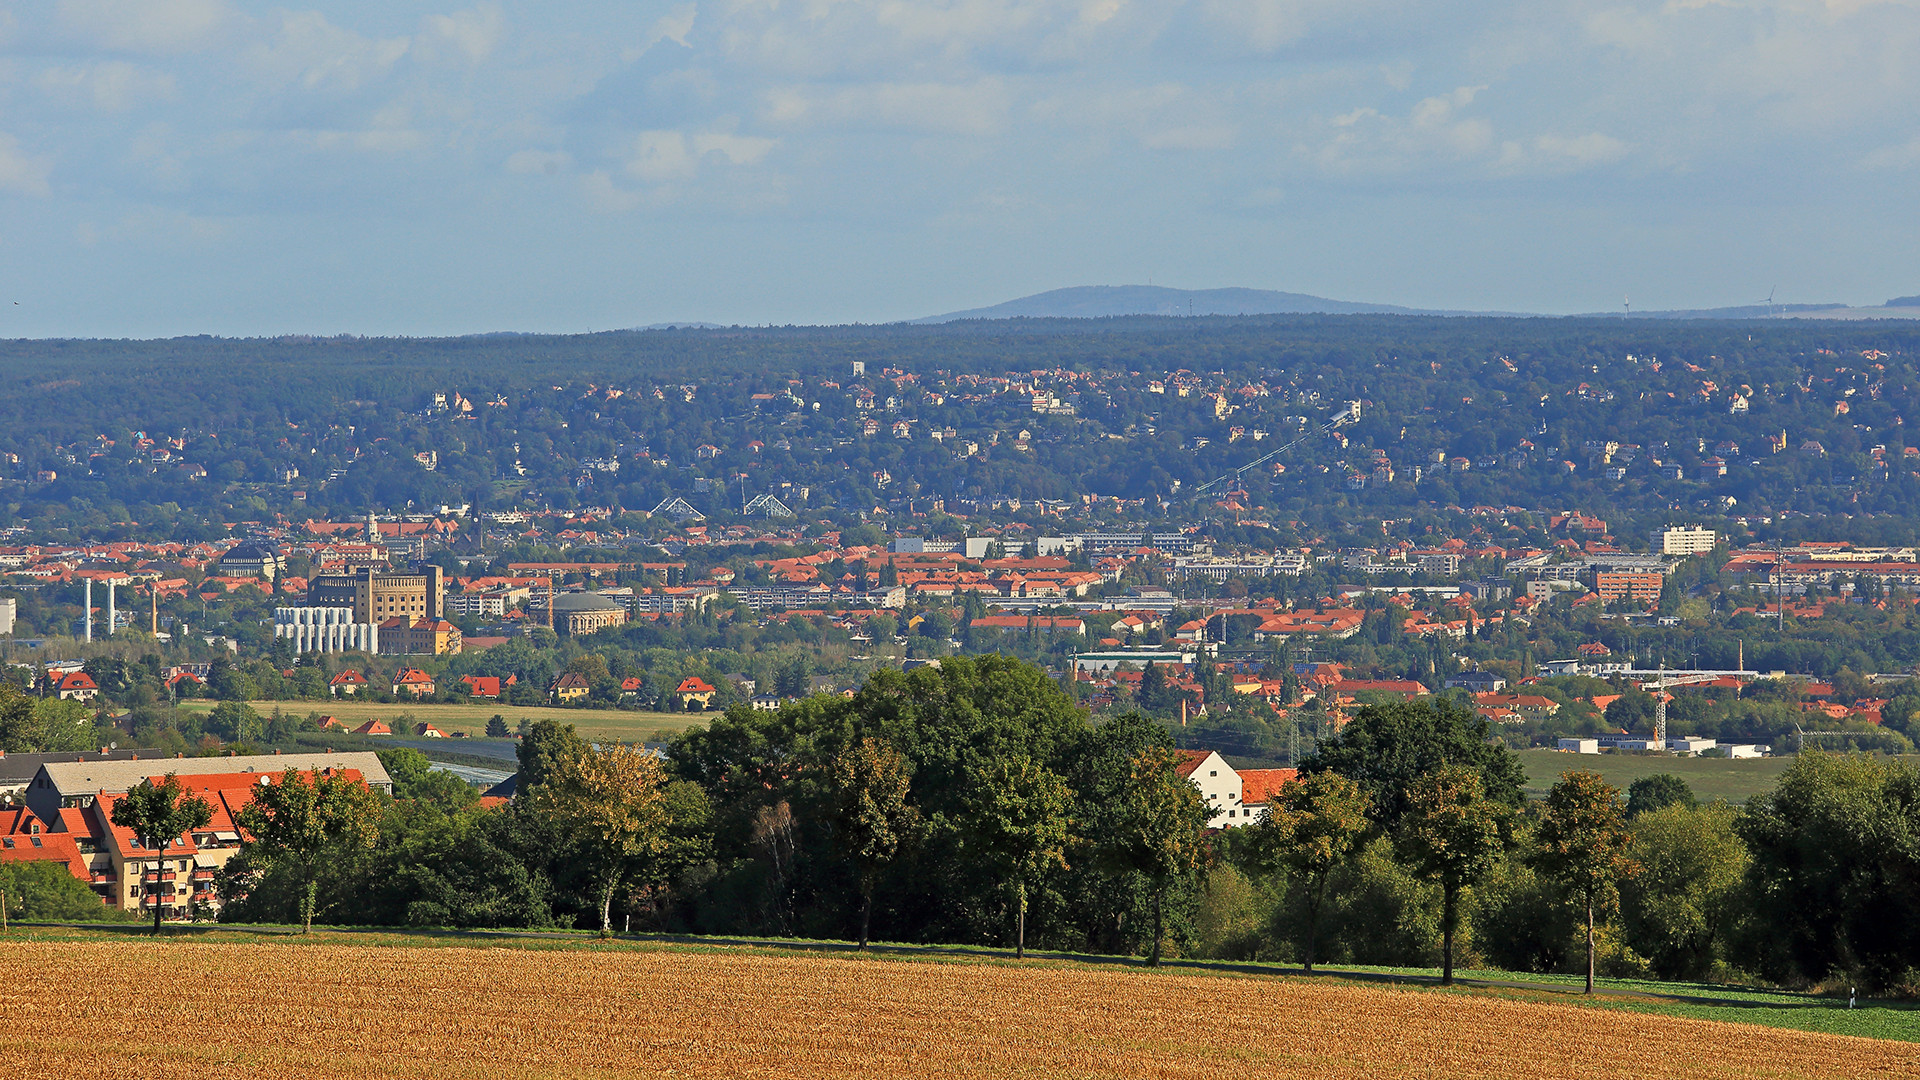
(0, 941, 1911, 1079)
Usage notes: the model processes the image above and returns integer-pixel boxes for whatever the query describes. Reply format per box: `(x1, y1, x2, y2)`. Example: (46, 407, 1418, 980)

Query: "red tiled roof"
(1239, 768, 1299, 804)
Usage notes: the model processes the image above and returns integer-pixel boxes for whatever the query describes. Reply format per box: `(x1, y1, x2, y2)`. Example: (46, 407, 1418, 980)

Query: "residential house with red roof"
(329, 669, 368, 697)
(53, 671, 99, 701)
(1172, 750, 1297, 829)
(459, 674, 509, 699)
(352, 719, 392, 736)
(391, 668, 435, 697)
(1237, 768, 1300, 823)
(676, 676, 717, 709)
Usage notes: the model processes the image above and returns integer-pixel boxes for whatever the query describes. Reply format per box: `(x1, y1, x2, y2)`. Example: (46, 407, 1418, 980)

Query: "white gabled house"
(1174, 749, 1299, 829)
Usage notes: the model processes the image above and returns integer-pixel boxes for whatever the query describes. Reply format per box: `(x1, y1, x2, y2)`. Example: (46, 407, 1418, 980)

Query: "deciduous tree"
(1534, 771, 1638, 994)
(828, 736, 919, 949)
(1395, 765, 1512, 985)
(1252, 771, 1371, 971)
(234, 767, 382, 933)
(1304, 698, 1525, 829)
(528, 743, 671, 935)
(1103, 746, 1209, 966)
(963, 755, 1072, 958)
(110, 773, 214, 934)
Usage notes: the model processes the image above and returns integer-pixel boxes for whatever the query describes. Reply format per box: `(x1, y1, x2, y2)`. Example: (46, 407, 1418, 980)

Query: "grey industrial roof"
(33, 751, 392, 794)
(0, 749, 153, 785)
(551, 592, 621, 611)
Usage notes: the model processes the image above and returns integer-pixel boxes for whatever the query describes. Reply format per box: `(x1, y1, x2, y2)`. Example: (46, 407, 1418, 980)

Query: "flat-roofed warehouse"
(23, 751, 392, 825)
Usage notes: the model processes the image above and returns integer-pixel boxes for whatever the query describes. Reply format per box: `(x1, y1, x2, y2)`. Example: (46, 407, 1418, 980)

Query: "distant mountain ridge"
(913, 284, 1920, 325)
(914, 285, 1487, 323)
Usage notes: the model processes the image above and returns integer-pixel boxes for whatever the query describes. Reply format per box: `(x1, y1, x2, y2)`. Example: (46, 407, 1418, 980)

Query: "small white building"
(1557, 738, 1600, 754)
(1667, 737, 1718, 754)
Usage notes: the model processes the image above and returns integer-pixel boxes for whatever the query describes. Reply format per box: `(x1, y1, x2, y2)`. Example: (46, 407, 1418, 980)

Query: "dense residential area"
(4, 317, 1920, 1003)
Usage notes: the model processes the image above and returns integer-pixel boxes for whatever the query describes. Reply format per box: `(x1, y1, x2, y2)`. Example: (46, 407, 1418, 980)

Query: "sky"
(0, 0, 1917, 337)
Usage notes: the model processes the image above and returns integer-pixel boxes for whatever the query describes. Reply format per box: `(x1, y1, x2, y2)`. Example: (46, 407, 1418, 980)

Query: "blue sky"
(1, 0, 1916, 336)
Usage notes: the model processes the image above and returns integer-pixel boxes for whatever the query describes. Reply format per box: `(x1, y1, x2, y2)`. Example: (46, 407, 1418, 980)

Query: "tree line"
(74, 654, 1920, 995)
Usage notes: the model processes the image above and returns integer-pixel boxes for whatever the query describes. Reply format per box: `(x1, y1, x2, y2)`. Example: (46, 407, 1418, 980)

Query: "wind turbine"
(1762, 287, 1777, 319)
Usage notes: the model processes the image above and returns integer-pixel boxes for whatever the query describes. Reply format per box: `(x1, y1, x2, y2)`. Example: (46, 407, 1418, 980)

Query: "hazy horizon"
(1, 1, 1916, 337)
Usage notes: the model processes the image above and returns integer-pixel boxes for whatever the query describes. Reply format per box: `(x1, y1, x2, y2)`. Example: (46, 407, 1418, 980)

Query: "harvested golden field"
(0, 942, 1911, 1079)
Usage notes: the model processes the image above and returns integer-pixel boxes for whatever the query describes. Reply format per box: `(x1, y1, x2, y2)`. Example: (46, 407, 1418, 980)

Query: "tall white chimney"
(84, 579, 93, 642)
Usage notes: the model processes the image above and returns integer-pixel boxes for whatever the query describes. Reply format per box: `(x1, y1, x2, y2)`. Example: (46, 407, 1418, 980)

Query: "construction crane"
(1194, 403, 1360, 496)
(1643, 670, 1721, 748)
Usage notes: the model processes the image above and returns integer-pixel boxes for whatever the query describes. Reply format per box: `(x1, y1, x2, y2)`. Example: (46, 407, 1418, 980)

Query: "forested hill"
(5, 314, 1920, 543)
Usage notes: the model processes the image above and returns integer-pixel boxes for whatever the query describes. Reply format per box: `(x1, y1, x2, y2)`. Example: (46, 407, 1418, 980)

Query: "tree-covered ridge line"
(6, 315, 1920, 542)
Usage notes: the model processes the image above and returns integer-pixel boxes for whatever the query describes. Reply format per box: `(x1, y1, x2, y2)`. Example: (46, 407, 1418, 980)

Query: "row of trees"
(87, 655, 1920, 994)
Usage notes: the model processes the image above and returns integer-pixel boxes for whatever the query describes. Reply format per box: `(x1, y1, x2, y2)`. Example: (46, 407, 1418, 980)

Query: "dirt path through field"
(0, 942, 1910, 1078)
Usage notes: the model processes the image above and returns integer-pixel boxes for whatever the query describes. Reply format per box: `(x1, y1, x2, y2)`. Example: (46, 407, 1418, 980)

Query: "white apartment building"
(1656, 525, 1718, 556)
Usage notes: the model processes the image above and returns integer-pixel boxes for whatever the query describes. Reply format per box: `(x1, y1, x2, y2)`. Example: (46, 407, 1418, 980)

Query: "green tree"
(0, 686, 95, 753)
(109, 773, 214, 934)
(1394, 765, 1512, 985)
(0, 860, 133, 922)
(1251, 770, 1371, 971)
(527, 742, 672, 935)
(1103, 746, 1210, 966)
(775, 654, 810, 699)
(1620, 803, 1749, 981)
(233, 767, 383, 932)
(1303, 697, 1525, 828)
(516, 718, 590, 790)
(486, 714, 509, 738)
(1534, 771, 1638, 994)
(205, 700, 264, 743)
(828, 736, 920, 949)
(1735, 752, 1920, 992)
(1625, 774, 1696, 819)
(963, 755, 1073, 958)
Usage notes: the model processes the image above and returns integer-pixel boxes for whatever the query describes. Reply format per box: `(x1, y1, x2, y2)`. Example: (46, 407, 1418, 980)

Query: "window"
(1208, 770, 1217, 777)
(1, 838, 11, 849)
(30, 837, 41, 847)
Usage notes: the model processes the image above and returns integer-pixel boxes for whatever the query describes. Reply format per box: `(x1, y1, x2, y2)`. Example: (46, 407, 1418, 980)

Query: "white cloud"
(55, 0, 234, 54)
(624, 3, 697, 60)
(1495, 132, 1631, 174)
(581, 169, 649, 212)
(245, 11, 410, 93)
(35, 62, 178, 112)
(1307, 85, 1499, 174)
(0, 133, 50, 196)
(764, 80, 1014, 135)
(622, 129, 776, 183)
(0, 133, 53, 197)
(420, 5, 505, 64)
